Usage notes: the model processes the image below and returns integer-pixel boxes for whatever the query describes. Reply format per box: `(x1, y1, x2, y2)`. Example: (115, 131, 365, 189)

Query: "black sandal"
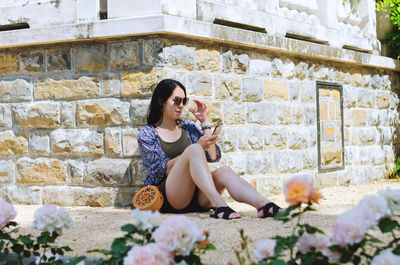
(258, 202, 281, 218)
(210, 206, 240, 220)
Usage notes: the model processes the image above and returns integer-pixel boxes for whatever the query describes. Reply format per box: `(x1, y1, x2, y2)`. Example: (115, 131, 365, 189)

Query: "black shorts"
(158, 178, 210, 214)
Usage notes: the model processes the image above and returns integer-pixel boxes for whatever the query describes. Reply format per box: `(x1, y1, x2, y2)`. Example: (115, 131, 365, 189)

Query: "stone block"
(247, 102, 277, 125)
(77, 99, 130, 126)
(47, 48, 72, 72)
(121, 70, 164, 97)
(315, 172, 339, 188)
(376, 92, 390, 109)
(131, 99, 150, 125)
(223, 103, 245, 125)
(205, 102, 223, 123)
(215, 76, 241, 101)
(131, 159, 147, 185)
(0, 131, 28, 157)
(242, 77, 263, 102)
(274, 151, 303, 173)
(67, 160, 84, 185)
(302, 150, 317, 170)
(115, 187, 141, 207)
(246, 153, 273, 175)
(196, 49, 220, 72)
(277, 104, 303, 125)
(105, 127, 122, 157)
(233, 54, 250, 74)
(2, 186, 41, 204)
(238, 127, 264, 151)
(16, 158, 67, 184)
(264, 79, 288, 100)
(352, 109, 367, 126)
(320, 145, 342, 166)
(288, 129, 308, 150)
(357, 89, 375, 108)
(0, 79, 32, 102)
(84, 158, 131, 186)
(187, 73, 212, 96)
(0, 104, 12, 128)
(218, 127, 238, 152)
(29, 133, 50, 154)
(371, 74, 384, 89)
(0, 160, 14, 183)
(343, 86, 357, 107)
(51, 129, 103, 157)
(272, 58, 294, 78)
(160, 45, 195, 70)
(380, 127, 393, 145)
(344, 146, 357, 165)
(351, 73, 363, 86)
(14, 102, 61, 128)
(109, 40, 140, 69)
(221, 51, 233, 73)
(357, 128, 377, 145)
(0, 53, 18, 74)
(249, 59, 271, 76)
(221, 153, 246, 175)
(43, 186, 113, 207)
(34, 76, 100, 100)
(61, 102, 75, 128)
(18, 51, 44, 73)
(143, 39, 164, 66)
(304, 105, 316, 126)
(294, 62, 308, 80)
(367, 110, 380, 126)
(73, 44, 106, 71)
(288, 80, 299, 101)
(122, 128, 140, 157)
(389, 93, 399, 110)
(101, 73, 121, 97)
(301, 81, 316, 103)
(264, 129, 287, 149)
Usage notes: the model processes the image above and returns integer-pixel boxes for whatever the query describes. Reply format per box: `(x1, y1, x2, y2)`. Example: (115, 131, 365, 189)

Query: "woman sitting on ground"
(137, 79, 281, 220)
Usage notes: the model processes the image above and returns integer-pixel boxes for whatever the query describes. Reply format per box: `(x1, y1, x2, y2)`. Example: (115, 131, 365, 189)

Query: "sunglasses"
(173, 97, 189, 106)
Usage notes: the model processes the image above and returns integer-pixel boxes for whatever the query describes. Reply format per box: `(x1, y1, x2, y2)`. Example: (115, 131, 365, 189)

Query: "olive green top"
(158, 128, 191, 159)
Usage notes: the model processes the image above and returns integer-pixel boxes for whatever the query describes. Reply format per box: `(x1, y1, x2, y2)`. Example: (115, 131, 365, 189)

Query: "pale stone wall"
(0, 36, 398, 206)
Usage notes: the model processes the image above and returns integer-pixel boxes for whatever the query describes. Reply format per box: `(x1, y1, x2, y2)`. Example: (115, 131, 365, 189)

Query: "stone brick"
(51, 129, 103, 156)
(357, 128, 376, 145)
(0, 131, 27, 157)
(362, 74, 372, 88)
(288, 129, 308, 149)
(105, 127, 122, 157)
(302, 150, 317, 170)
(351, 73, 363, 86)
(358, 89, 375, 108)
(343, 86, 357, 108)
(0, 53, 18, 74)
(0, 104, 12, 128)
(361, 146, 385, 166)
(16, 158, 67, 184)
(143, 39, 164, 66)
(77, 99, 130, 126)
(221, 153, 246, 175)
(304, 105, 316, 126)
(187, 73, 212, 96)
(47, 48, 72, 72)
(102, 73, 121, 97)
(0, 160, 14, 183)
(380, 127, 393, 145)
(73, 44, 106, 71)
(109, 40, 140, 69)
(294, 62, 308, 80)
(344, 109, 351, 127)
(264, 79, 288, 100)
(131, 99, 150, 125)
(246, 153, 273, 174)
(288, 81, 299, 101)
(2, 186, 41, 205)
(274, 151, 303, 173)
(18, 51, 44, 73)
(34, 76, 100, 100)
(84, 158, 131, 186)
(334, 71, 345, 82)
(352, 109, 367, 126)
(371, 74, 383, 89)
(264, 129, 287, 149)
(218, 127, 238, 152)
(272, 58, 294, 78)
(315, 172, 339, 187)
(115, 187, 141, 207)
(223, 103, 245, 125)
(205, 102, 222, 123)
(233, 54, 250, 74)
(249, 59, 271, 76)
(389, 93, 399, 110)
(247, 102, 276, 125)
(29, 133, 50, 154)
(277, 104, 303, 125)
(313, 66, 333, 80)
(242, 77, 263, 102)
(61, 102, 75, 128)
(238, 127, 264, 151)
(376, 92, 390, 109)
(160, 45, 195, 70)
(321, 145, 342, 166)
(122, 128, 140, 157)
(196, 49, 220, 72)
(0, 79, 32, 102)
(221, 51, 233, 73)
(131, 159, 147, 185)
(121, 70, 164, 97)
(344, 146, 357, 165)
(215, 76, 241, 101)
(67, 160, 84, 185)
(300, 81, 315, 103)
(14, 102, 61, 128)
(367, 110, 380, 126)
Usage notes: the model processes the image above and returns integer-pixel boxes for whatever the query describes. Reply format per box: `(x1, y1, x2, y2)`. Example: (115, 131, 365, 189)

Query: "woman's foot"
(257, 202, 281, 218)
(210, 206, 241, 220)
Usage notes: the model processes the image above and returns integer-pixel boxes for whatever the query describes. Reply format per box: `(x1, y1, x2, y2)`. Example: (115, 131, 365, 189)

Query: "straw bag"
(132, 185, 164, 212)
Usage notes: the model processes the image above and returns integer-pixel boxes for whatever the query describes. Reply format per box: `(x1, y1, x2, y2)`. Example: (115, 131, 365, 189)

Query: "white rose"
(371, 250, 400, 265)
(130, 209, 160, 230)
(357, 195, 391, 228)
(0, 201, 17, 229)
(32, 204, 73, 233)
(379, 188, 400, 213)
(253, 239, 276, 260)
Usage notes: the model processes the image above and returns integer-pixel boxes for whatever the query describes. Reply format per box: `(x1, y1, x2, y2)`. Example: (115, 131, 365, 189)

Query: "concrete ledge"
(0, 15, 398, 71)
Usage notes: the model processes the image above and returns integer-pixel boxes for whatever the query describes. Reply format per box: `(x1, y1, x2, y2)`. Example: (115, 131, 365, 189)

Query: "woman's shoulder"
(138, 124, 157, 140)
(181, 119, 198, 128)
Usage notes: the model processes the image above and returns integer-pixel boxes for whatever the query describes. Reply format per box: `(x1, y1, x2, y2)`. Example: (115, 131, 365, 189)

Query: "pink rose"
(298, 233, 330, 254)
(357, 195, 390, 228)
(371, 250, 400, 265)
(332, 208, 367, 247)
(123, 243, 173, 265)
(253, 239, 276, 260)
(0, 201, 17, 229)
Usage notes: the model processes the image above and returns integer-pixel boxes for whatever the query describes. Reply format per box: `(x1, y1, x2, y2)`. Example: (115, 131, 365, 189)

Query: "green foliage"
(390, 156, 400, 179)
(376, 0, 400, 58)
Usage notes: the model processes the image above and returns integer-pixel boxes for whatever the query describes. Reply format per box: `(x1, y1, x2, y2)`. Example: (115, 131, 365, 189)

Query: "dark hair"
(147, 79, 187, 126)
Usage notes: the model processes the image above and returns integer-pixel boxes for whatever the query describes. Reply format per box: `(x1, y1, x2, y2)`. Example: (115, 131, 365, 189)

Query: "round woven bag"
(132, 185, 164, 212)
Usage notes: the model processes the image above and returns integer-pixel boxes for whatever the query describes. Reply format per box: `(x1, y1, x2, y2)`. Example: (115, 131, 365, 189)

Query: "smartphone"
(212, 123, 223, 135)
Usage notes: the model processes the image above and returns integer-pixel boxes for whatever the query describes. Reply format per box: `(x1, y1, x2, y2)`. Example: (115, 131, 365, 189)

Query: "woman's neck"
(158, 118, 178, 130)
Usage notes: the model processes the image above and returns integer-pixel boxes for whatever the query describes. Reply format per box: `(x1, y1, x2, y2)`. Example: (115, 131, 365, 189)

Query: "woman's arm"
(201, 127, 217, 161)
(166, 155, 180, 175)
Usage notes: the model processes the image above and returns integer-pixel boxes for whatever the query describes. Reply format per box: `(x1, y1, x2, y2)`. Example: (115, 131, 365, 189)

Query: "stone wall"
(0, 36, 399, 206)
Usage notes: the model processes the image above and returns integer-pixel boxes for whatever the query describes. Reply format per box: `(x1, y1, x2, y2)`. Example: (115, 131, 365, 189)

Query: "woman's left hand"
(189, 99, 208, 123)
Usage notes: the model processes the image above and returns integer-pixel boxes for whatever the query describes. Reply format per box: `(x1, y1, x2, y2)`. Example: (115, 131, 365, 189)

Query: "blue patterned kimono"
(137, 119, 221, 186)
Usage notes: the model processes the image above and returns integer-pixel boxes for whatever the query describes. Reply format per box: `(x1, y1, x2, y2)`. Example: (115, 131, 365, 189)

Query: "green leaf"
(393, 245, 400, 255)
(111, 238, 127, 251)
(204, 243, 216, 250)
(19, 236, 33, 245)
(270, 260, 287, 265)
(121, 224, 137, 234)
(274, 205, 299, 220)
(62, 246, 73, 252)
(300, 255, 313, 265)
(378, 217, 398, 233)
(63, 256, 86, 265)
(353, 255, 361, 265)
(339, 251, 352, 263)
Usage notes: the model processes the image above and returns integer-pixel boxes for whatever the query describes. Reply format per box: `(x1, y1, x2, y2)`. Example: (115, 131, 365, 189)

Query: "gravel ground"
(12, 180, 400, 264)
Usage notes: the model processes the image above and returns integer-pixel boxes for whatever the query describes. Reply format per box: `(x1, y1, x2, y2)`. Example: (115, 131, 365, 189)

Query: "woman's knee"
(212, 166, 236, 187)
(184, 143, 204, 156)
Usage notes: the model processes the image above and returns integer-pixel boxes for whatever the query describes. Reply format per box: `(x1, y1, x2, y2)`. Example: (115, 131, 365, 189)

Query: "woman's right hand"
(197, 134, 218, 150)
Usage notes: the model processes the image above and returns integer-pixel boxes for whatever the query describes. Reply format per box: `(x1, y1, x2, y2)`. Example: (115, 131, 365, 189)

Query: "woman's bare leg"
(165, 144, 240, 219)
